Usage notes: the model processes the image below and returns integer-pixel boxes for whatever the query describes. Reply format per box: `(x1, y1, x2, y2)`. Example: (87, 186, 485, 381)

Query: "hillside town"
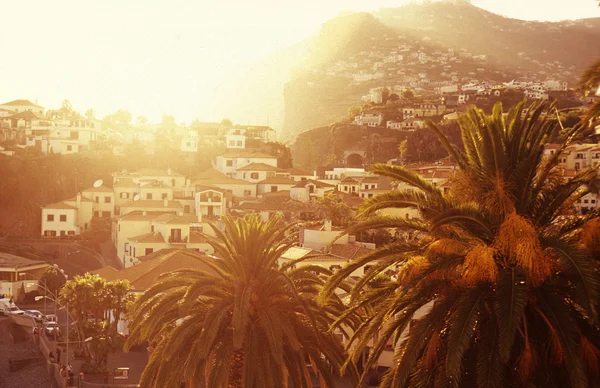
(3, 1, 600, 387)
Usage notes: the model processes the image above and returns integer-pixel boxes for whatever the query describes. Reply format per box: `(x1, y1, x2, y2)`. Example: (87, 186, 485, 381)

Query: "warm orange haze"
(1, 0, 600, 387)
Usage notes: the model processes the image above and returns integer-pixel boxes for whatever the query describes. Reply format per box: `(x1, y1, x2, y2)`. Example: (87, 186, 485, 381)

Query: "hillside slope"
(281, 1, 600, 139)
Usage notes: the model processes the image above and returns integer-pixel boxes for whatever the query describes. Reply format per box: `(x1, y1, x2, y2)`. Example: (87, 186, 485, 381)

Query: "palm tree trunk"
(227, 349, 245, 388)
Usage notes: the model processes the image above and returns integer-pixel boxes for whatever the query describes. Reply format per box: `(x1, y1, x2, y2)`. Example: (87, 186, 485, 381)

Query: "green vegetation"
(59, 274, 135, 372)
(125, 214, 358, 388)
(323, 101, 600, 387)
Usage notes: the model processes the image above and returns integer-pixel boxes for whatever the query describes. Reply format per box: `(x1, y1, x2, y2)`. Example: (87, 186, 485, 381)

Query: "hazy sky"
(1, 0, 598, 126)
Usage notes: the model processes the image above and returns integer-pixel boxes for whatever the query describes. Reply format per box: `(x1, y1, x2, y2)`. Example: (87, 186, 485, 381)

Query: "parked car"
(0, 298, 24, 315)
(24, 310, 45, 323)
(44, 321, 60, 337)
(44, 314, 58, 324)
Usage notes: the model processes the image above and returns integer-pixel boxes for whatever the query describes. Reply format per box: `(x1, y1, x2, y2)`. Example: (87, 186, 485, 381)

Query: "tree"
(348, 105, 363, 119)
(398, 139, 408, 165)
(401, 89, 414, 99)
(315, 193, 352, 227)
(136, 116, 148, 126)
(85, 108, 95, 120)
(125, 214, 357, 388)
(59, 274, 134, 372)
(39, 267, 67, 296)
(220, 118, 233, 126)
(389, 93, 400, 102)
(323, 101, 600, 387)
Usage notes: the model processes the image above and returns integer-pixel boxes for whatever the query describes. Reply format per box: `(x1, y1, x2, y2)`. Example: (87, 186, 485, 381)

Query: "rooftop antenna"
(93, 179, 103, 188)
(133, 194, 140, 202)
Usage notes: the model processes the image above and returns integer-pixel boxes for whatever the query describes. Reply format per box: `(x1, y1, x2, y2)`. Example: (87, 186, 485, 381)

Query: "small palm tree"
(125, 214, 357, 388)
(323, 101, 600, 388)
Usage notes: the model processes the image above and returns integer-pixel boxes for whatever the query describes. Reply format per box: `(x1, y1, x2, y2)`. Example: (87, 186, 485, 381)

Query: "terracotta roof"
(332, 191, 363, 208)
(5, 111, 44, 120)
(292, 179, 335, 189)
(151, 213, 199, 224)
(263, 190, 291, 198)
(359, 176, 379, 183)
(129, 232, 166, 243)
(116, 211, 172, 221)
(141, 180, 172, 189)
(545, 144, 561, 150)
(220, 150, 276, 159)
(340, 177, 360, 183)
(43, 201, 77, 210)
(93, 266, 120, 279)
(194, 184, 227, 193)
(329, 244, 374, 260)
(136, 168, 183, 177)
(237, 162, 281, 172)
(237, 196, 292, 211)
(257, 177, 296, 185)
(83, 185, 113, 193)
(91, 249, 215, 291)
(121, 200, 183, 209)
(193, 168, 254, 186)
(0, 99, 42, 107)
(0, 252, 48, 269)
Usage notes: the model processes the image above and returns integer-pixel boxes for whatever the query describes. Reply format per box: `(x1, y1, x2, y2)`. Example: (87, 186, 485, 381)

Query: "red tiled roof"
(1, 99, 42, 107)
(43, 201, 77, 210)
(257, 177, 296, 185)
(237, 162, 281, 172)
(129, 232, 166, 243)
(285, 167, 312, 176)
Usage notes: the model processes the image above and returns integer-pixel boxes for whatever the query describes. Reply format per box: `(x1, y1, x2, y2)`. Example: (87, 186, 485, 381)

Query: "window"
(243, 190, 252, 196)
(145, 248, 154, 255)
(146, 193, 153, 200)
(95, 196, 99, 203)
(186, 142, 191, 147)
(344, 186, 348, 191)
(184, 205, 190, 213)
(250, 172, 259, 179)
(371, 184, 376, 189)
(68, 231, 75, 236)
(584, 200, 589, 204)
(47, 214, 54, 222)
(162, 193, 168, 200)
(271, 186, 277, 192)
(60, 231, 66, 237)
(60, 215, 67, 222)
(308, 185, 315, 194)
(120, 192, 129, 199)
(236, 141, 243, 146)
(104, 196, 111, 203)
(226, 160, 233, 167)
(66, 145, 72, 151)
(592, 200, 596, 204)
(228, 140, 235, 146)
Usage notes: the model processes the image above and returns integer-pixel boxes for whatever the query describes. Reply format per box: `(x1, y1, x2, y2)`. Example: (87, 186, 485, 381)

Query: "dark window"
(104, 196, 111, 203)
(120, 192, 129, 199)
(243, 190, 252, 196)
(66, 145, 72, 151)
(60, 215, 67, 222)
(226, 160, 233, 167)
(146, 193, 152, 200)
(271, 186, 277, 192)
(308, 185, 315, 194)
(95, 196, 99, 203)
(162, 193, 168, 200)
(145, 248, 154, 255)
(250, 172, 259, 179)
(47, 214, 54, 222)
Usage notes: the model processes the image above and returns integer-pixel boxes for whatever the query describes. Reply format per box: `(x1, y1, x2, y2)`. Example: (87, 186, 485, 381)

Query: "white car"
(5, 306, 25, 315)
(24, 310, 45, 323)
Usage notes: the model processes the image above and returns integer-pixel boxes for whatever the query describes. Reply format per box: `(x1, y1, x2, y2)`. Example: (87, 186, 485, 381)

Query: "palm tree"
(125, 214, 358, 388)
(323, 101, 600, 388)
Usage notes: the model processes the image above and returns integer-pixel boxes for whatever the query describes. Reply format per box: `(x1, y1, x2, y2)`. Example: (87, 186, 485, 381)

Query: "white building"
(354, 113, 383, 127)
(214, 150, 277, 177)
(0, 99, 44, 116)
(225, 128, 246, 149)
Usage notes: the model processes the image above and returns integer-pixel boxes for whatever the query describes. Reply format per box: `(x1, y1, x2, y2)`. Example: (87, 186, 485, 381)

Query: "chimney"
(324, 220, 332, 232)
(76, 192, 81, 209)
(164, 199, 168, 207)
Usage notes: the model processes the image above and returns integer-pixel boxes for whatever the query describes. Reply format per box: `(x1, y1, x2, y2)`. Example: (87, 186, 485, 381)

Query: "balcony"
(168, 236, 188, 244)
